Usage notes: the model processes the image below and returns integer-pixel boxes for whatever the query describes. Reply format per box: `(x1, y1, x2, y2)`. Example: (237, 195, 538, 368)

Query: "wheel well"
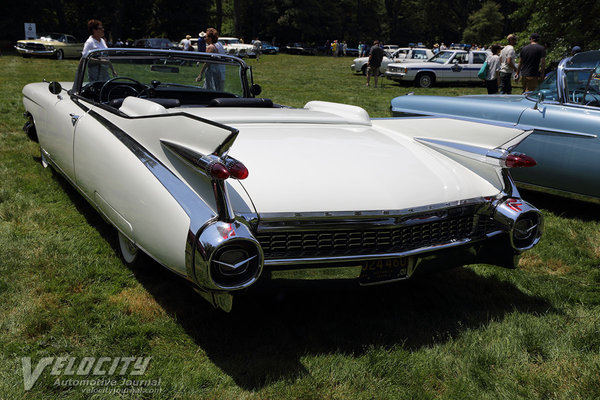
(416, 71, 435, 81)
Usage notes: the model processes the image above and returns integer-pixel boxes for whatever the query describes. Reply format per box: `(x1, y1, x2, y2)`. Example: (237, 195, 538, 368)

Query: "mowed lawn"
(1, 52, 600, 400)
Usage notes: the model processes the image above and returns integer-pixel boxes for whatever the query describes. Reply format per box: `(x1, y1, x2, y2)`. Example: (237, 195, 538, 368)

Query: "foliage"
(511, 0, 600, 65)
(462, 1, 504, 45)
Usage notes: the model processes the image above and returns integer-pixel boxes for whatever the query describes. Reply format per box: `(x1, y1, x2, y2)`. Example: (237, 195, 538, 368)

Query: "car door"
(446, 52, 469, 82)
(39, 93, 88, 180)
(468, 52, 488, 81)
(64, 35, 82, 58)
(512, 102, 600, 199)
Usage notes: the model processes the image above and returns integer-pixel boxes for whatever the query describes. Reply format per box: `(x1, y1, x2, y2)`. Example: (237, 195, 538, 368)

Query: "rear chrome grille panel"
(256, 204, 503, 260)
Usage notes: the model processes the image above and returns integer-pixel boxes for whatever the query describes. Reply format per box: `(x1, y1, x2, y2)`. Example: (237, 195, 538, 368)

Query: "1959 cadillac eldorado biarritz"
(21, 49, 543, 311)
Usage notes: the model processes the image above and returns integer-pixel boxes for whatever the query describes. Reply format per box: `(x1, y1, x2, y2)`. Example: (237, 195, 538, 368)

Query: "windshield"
(38, 33, 65, 41)
(530, 50, 600, 106)
(428, 51, 454, 64)
(79, 50, 248, 104)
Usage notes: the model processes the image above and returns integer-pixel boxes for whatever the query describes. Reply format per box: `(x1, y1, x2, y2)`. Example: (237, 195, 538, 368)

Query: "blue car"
(261, 41, 279, 54)
(390, 50, 600, 204)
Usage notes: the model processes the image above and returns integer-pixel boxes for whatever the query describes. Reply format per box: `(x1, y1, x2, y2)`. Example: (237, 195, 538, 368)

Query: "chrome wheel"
(118, 231, 139, 266)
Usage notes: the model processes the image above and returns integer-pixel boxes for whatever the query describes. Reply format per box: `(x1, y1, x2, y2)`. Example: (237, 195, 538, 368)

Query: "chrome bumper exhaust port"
(194, 221, 264, 291)
(493, 198, 543, 251)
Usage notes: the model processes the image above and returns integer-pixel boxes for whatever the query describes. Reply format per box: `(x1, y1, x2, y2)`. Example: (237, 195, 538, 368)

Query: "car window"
(412, 50, 427, 59)
(429, 51, 454, 64)
(472, 52, 487, 64)
(454, 53, 468, 64)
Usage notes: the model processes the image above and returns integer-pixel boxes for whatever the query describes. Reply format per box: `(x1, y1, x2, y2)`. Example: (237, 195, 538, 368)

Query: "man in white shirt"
(499, 34, 517, 94)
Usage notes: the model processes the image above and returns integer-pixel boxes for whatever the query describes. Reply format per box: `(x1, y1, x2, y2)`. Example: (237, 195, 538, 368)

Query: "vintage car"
(351, 47, 434, 75)
(260, 41, 279, 54)
(132, 38, 177, 50)
(21, 48, 542, 311)
(219, 37, 255, 58)
(15, 33, 83, 60)
(284, 43, 318, 55)
(390, 50, 600, 204)
(385, 49, 490, 87)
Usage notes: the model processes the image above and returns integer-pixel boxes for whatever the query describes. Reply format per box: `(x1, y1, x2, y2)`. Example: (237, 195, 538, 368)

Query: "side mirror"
(250, 84, 262, 96)
(533, 92, 545, 110)
(48, 81, 62, 95)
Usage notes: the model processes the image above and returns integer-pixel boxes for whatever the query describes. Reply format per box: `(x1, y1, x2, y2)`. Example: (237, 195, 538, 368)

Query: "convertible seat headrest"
(208, 98, 274, 107)
(112, 97, 180, 110)
(117, 97, 181, 116)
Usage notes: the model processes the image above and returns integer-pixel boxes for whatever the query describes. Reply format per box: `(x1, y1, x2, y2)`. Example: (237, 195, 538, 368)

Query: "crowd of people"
(483, 33, 547, 95)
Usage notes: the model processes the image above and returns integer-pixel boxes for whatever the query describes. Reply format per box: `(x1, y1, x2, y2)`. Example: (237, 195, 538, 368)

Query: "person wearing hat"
(197, 31, 207, 52)
(180, 34, 193, 51)
(499, 34, 518, 94)
(433, 43, 439, 54)
(516, 33, 546, 93)
(571, 45, 582, 56)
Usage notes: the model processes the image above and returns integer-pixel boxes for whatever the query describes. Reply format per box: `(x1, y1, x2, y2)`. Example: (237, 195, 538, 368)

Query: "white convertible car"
(22, 49, 542, 311)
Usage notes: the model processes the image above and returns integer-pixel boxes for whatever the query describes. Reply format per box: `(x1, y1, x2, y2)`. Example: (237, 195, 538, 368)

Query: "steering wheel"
(99, 77, 150, 103)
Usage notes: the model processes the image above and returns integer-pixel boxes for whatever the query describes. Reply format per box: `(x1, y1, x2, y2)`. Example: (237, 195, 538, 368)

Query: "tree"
(462, 0, 504, 45)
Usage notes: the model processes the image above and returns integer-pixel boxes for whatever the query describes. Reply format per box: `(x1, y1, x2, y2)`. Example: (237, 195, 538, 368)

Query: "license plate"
(359, 257, 414, 285)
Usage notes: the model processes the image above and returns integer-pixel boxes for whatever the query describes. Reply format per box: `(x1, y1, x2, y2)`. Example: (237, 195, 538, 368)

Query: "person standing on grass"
(366, 40, 384, 88)
(252, 37, 262, 61)
(499, 34, 518, 94)
(516, 33, 546, 93)
(485, 44, 502, 94)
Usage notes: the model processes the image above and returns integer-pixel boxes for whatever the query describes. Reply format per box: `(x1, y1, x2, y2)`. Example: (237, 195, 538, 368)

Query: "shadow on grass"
(45, 163, 555, 390)
(519, 188, 600, 222)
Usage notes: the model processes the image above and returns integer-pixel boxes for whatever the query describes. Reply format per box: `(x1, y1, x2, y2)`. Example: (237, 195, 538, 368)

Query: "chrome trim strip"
(40, 147, 192, 281)
(255, 197, 490, 224)
(516, 181, 600, 205)
(386, 112, 598, 139)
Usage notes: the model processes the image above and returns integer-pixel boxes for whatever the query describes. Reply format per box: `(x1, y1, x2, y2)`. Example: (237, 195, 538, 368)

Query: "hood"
(226, 121, 502, 214)
(391, 94, 532, 125)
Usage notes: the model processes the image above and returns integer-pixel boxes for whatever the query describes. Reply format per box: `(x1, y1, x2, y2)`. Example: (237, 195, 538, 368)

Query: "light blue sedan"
(390, 50, 600, 204)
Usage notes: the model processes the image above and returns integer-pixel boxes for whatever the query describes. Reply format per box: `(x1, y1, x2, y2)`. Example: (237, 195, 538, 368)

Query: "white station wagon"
(351, 47, 434, 75)
(385, 49, 490, 87)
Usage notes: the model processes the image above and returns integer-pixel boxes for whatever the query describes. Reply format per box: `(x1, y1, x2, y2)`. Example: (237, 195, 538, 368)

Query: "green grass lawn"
(1, 53, 599, 399)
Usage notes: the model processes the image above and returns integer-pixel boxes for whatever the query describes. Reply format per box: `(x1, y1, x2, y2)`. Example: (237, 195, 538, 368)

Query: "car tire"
(24, 115, 38, 142)
(55, 50, 64, 60)
(22, 54, 30, 58)
(118, 231, 142, 267)
(361, 64, 367, 75)
(416, 72, 434, 88)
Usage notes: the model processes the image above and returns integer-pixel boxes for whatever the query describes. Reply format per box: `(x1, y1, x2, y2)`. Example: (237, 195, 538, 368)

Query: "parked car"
(284, 43, 317, 55)
(21, 48, 542, 311)
(14, 33, 83, 60)
(385, 49, 490, 87)
(132, 38, 176, 50)
(219, 37, 255, 57)
(351, 47, 435, 75)
(390, 50, 600, 204)
(260, 41, 279, 54)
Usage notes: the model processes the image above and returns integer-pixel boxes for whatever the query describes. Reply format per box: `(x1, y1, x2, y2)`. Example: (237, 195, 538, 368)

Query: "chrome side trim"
(386, 112, 598, 138)
(516, 181, 600, 205)
(87, 110, 217, 282)
(40, 146, 191, 281)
